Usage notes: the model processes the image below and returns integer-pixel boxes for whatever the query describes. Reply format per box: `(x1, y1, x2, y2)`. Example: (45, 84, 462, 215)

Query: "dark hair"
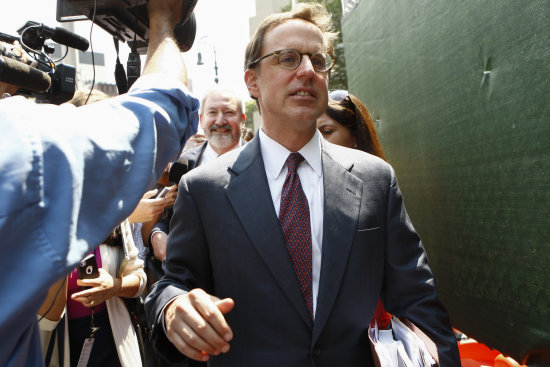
(325, 94, 386, 160)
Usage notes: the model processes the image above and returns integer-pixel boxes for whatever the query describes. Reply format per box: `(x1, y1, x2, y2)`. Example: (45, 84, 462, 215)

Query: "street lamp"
(196, 36, 219, 84)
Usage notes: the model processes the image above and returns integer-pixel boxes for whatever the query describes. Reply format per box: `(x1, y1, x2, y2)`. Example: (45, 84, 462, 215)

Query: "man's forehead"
(262, 19, 326, 52)
(204, 94, 238, 109)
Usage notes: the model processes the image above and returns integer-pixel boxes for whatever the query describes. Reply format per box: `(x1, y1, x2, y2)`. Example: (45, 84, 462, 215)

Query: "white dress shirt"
(198, 139, 245, 166)
(258, 129, 324, 317)
(198, 142, 220, 165)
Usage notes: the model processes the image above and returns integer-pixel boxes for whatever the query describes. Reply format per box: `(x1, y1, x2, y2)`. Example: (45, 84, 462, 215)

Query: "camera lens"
(85, 265, 93, 275)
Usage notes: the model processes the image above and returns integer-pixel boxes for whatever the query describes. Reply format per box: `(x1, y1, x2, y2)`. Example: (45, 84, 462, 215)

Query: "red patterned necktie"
(279, 152, 313, 316)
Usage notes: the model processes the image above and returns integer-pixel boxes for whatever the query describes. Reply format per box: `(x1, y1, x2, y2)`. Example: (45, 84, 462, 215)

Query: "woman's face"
(317, 113, 357, 148)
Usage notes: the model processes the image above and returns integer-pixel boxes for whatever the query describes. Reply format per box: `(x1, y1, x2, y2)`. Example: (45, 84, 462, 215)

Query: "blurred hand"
(183, 133, 206, 152)
(151, 231, 168, 261)
(128, 189, 166, 223)
(165, 289, 235, 362)
(164, 184, 178, 208)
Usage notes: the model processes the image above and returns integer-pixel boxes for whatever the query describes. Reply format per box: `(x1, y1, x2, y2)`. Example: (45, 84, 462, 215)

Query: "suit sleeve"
(381, 166, 460, 365)
(144, 173, 212, 364)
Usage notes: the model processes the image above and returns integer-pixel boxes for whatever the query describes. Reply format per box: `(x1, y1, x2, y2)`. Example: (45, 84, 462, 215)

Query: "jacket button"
(312, 345, 321, 358)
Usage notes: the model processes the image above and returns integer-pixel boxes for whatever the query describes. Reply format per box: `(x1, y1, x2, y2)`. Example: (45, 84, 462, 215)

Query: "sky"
(1, 0, 256, 102)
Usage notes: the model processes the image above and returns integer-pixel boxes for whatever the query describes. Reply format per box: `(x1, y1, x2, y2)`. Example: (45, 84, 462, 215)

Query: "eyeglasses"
(329, 90, 349, 101)
(248, 49, 335, 72)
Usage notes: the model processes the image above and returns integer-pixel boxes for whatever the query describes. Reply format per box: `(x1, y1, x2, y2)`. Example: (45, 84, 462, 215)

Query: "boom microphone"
(40, 24, 89, 52)
(0, 56, 51, 92)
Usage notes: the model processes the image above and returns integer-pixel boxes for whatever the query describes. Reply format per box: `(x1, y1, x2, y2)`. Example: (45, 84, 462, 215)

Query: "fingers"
(189, 290, 233, 344)
(71, 290, 102, 308)
(214, 298, 235, 315)
(165, 289, 234, 361)
(143, 188, 159, 199)
(73, 296, 97, 308)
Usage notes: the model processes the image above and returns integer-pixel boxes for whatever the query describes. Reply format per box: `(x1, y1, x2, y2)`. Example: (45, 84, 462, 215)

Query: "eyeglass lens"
(278, 50, 332, 72)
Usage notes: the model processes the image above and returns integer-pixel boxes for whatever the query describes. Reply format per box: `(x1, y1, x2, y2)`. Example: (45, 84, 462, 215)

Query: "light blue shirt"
(0, 73, 199, 366)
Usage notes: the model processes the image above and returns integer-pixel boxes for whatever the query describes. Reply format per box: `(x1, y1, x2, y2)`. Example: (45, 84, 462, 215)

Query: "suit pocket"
(353, 226, 383, 250)
(356, 226, 381, 232)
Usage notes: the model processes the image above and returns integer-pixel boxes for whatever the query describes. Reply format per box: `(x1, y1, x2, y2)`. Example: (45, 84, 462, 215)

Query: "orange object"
(459, 339, 499, 366)
(494, 354, 526, 367)
(457, 338, 527, 367)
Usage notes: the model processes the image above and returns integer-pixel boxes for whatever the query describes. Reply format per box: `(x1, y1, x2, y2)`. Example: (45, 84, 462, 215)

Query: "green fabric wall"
(342, 0, 549, 363)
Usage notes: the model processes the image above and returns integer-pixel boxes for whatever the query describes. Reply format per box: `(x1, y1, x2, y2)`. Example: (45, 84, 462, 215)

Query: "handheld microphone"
(40, 24, 89, 52)
(0, 56, 51, 92)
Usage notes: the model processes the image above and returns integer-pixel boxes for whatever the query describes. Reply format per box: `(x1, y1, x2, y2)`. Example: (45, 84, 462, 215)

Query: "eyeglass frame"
(247, 48, 336, 73)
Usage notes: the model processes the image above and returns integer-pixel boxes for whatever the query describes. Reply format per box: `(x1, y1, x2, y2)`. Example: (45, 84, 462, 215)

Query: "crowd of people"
(0, 1, 461, 366)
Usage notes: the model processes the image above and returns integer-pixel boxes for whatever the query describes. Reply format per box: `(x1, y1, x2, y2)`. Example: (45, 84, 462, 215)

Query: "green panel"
(342, 0, 550, 363)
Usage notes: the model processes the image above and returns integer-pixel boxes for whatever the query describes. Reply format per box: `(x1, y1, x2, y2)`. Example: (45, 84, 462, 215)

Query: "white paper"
(392, 318, 436, 367)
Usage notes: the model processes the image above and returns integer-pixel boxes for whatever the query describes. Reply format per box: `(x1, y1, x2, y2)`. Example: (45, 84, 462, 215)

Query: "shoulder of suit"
(181, 141, 207, 160)
(323, 140, 389, 169)
(183, 143, 246, 183)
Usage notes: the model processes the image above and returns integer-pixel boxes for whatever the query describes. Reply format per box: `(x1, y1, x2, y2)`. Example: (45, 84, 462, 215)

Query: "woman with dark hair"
(317, 90, 386, 160)
(317, 90, 391, 329)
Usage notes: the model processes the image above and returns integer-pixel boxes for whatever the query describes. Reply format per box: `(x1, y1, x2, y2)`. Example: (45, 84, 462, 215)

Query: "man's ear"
(244, 68, 259, 99)
(199, 114, 205, 129)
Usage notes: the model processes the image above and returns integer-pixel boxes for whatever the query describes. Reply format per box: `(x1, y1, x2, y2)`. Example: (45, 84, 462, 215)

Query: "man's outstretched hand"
(165, 288, 235, 362)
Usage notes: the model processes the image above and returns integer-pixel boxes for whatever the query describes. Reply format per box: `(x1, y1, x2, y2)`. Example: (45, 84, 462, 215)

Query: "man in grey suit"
(145, 3, 460, 366)
(148, 88, 246, 262)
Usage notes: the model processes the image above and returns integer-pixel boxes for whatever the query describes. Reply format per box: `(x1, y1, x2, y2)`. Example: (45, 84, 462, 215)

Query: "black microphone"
(0, 55, 51, 92)
(40, 24, 89, 52)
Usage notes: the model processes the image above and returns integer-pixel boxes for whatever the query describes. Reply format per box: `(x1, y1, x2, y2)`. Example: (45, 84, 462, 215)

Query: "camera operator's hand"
(144, 0, 187, 84)
(147, 0, 184, 28)
(72, 268, 141, 307)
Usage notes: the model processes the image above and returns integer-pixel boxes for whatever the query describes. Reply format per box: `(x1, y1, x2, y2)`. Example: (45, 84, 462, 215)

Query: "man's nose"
(296, 55, 316, 77)
(215, 112, 227, 124)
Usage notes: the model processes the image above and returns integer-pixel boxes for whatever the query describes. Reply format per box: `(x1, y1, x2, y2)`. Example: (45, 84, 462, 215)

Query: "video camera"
(56, 0, 198, 54)
(0, 1, 198, 104)
(0, 21, 87, 104)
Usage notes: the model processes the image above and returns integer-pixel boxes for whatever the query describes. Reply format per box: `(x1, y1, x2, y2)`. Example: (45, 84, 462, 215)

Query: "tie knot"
(286, 152, 304, 173)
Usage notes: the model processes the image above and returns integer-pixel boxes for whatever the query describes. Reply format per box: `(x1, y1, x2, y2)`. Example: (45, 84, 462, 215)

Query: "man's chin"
(209, 134, 238, 152)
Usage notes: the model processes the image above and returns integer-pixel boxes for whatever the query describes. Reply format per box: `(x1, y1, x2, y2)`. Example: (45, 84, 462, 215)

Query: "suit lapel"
(192, 142, 208, 169)
(312, 143, 363, 343)
(224, 137, 313, 328)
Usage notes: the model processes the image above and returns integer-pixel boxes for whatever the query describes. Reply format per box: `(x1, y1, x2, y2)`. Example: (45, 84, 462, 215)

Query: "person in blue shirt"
(0, 0, 199, 365)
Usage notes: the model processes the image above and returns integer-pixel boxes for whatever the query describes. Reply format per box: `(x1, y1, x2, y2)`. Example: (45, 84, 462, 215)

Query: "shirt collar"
(203, 138, 243, 162)
(259, 128, 323, 180)
(202, 142, 219, 163)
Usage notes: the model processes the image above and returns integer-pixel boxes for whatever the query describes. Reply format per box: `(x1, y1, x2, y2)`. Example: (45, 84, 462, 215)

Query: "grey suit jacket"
(145, 135, 460, 366)
(181, 141, 208, 171)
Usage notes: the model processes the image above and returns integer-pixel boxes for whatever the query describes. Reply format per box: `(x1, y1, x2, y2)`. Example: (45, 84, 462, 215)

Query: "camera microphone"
(39, 24, 89, 52)
(0, 55, 51, 92)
